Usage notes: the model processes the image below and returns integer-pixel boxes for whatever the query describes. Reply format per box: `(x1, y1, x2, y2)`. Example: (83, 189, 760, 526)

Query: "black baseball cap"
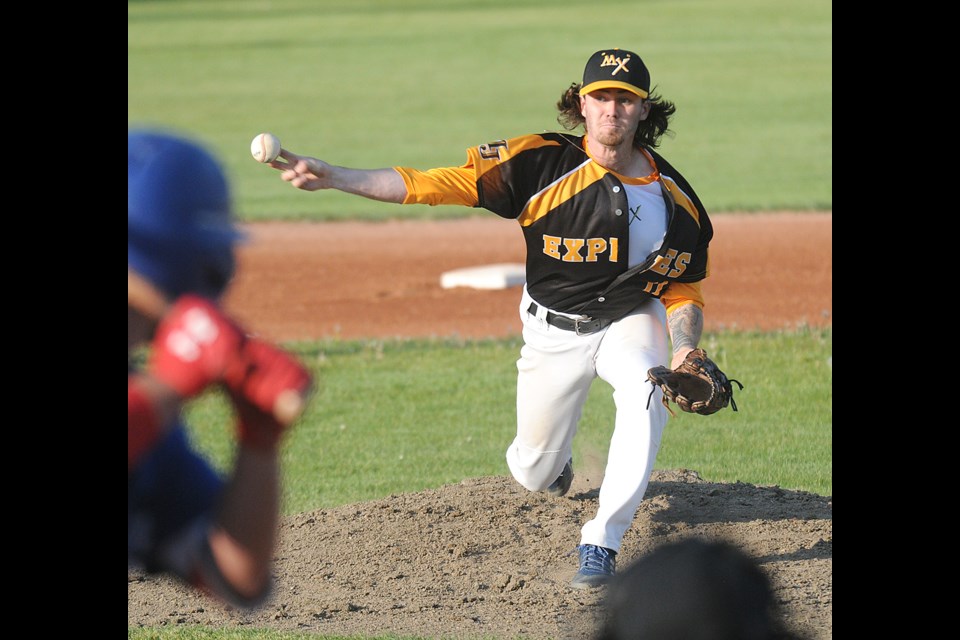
(580, 48, 650, 99)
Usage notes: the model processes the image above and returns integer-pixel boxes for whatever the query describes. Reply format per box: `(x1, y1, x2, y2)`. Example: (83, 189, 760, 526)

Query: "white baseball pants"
(506, 285, 669, 552)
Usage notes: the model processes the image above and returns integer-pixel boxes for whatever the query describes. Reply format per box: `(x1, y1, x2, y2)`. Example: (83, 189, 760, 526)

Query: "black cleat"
(546, 458, 574, 497)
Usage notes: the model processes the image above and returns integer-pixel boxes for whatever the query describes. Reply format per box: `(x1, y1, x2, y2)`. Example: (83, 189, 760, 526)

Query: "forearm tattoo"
(667, 304, 703, 355)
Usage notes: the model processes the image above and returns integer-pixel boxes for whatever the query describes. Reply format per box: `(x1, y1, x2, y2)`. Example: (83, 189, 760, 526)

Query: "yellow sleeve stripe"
(395, 165, 479, 206)
(661, 280, 705, 314)
(396, 135, 565, 207)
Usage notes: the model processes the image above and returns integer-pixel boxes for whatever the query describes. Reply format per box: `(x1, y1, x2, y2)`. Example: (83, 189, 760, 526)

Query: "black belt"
(527, 302, 611, 335)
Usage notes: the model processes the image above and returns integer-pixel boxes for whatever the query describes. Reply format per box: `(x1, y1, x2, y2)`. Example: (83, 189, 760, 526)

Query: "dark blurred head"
(595, 538, 800, 640)
(128, 129, 245, 301)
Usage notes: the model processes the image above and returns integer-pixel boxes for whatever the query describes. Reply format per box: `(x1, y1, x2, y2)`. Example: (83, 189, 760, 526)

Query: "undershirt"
(624, 180, 667, 267)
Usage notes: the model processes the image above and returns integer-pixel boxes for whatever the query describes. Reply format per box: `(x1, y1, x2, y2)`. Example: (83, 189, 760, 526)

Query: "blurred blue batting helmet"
(128, 130, 245, 300)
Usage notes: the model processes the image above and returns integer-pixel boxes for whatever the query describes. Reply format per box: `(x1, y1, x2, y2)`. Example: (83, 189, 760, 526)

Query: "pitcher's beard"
(594, 129, 628, 147)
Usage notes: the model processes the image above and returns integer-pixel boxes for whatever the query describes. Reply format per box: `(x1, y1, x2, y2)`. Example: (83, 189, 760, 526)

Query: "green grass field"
(128, 0, 832, 220)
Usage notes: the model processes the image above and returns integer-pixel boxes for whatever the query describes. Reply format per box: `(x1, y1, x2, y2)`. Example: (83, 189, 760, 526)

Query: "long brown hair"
(556, 82, 677, 149)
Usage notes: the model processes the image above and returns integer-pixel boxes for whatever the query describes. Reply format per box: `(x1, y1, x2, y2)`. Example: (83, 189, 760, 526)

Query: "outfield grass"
(128, 0, 832, 220)
(183, 328, 832, 517)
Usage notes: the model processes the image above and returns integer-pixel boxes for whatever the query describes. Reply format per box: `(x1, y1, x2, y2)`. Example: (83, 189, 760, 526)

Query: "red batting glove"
(148, 295, 248, 399)
(226, 338, 313, 450)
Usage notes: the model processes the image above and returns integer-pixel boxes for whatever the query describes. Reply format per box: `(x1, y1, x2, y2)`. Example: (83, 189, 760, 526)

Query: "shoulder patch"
(469, 134, 563, 165)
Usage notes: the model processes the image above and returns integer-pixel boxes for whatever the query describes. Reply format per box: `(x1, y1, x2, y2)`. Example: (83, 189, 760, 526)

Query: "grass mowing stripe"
(183, 329, 832, 516)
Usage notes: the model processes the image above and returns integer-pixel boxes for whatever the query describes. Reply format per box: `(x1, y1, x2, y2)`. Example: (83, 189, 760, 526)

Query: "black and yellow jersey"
(394, 132, 712, 321)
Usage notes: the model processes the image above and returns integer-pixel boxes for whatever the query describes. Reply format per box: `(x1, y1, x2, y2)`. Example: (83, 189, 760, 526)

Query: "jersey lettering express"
(396, 133, 712, 320)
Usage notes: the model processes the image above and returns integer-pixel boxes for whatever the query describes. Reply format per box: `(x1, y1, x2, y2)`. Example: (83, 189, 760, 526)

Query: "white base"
(440, 263, 526, 290)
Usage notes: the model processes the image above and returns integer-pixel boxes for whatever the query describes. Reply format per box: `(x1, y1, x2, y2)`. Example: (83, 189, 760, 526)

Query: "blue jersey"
(128, 422, 223, 572)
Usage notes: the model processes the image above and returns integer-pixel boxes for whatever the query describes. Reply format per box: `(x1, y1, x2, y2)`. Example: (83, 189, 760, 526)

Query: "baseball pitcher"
(264, 48, 723, 588)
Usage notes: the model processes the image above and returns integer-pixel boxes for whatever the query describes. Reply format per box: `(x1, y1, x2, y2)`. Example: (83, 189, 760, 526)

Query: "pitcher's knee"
(506, 443, 565, 491)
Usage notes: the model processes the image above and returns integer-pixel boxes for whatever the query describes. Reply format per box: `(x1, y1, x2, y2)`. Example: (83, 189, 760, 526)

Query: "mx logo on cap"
(600, 52, 632, 76)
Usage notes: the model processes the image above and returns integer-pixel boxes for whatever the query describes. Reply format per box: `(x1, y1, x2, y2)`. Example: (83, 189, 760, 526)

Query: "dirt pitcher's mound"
(128, 471, 832, 640)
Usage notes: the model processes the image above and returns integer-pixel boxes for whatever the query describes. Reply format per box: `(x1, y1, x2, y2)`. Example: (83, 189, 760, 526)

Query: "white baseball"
(250, 132, 281, 163)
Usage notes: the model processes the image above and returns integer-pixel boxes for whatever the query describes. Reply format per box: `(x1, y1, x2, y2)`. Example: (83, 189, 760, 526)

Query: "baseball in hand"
(250, 132, 281, 163)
